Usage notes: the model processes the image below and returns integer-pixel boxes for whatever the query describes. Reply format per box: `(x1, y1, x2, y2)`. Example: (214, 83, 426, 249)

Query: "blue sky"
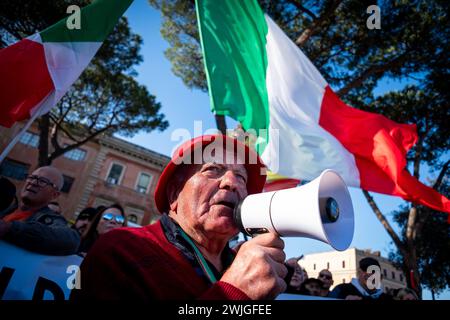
(121, 0, 448, 299)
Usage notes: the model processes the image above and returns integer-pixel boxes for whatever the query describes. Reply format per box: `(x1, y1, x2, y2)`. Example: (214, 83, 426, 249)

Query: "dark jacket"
(330, 282, 392, 300)
(1, 206, 80, 255)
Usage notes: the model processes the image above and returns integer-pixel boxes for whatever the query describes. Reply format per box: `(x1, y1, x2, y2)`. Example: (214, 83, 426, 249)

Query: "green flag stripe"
(40, 0, 133, 42)
(196, 0, 270, 139)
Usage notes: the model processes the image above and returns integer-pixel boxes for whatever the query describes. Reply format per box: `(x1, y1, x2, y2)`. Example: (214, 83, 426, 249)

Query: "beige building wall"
(298, 248, 407, 293)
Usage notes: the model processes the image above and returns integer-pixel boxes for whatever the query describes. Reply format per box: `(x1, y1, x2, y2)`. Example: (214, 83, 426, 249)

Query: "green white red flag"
(0, 0, 133, 128)
(195, 0, 450, 219)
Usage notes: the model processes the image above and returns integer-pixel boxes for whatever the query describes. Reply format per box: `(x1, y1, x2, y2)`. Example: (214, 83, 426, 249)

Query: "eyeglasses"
(319, 274, 332, 280)
(102, 212, 125, 224)
(26, 175, 59, 190)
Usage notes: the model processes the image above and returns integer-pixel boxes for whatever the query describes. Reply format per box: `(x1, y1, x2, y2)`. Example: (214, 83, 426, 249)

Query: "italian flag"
(0, 0, 133, 128)
(196, 0, 450, 217)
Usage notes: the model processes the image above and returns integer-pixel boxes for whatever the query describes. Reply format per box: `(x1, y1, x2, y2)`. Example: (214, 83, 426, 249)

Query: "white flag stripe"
(262, 16, 360, 186)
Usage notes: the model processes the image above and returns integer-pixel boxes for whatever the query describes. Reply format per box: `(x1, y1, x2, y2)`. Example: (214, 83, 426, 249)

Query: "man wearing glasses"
(0, 166, 80, 255)
(72, 134, 288, 301)
(317, 269, 334, 297)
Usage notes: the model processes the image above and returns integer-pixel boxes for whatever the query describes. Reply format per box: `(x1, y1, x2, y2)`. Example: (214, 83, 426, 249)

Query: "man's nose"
(219, 170, 241, 191)
(27, 180, 39, 187)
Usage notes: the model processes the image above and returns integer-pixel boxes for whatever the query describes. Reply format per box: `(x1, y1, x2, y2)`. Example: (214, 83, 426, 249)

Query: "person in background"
(393, 288, 419, 300)
(330, 257, 392, 300)
(298, 278, 324, 296)
(285, 257, 308, 294)
(317, 269, 334, 297)
(72, 207, 98, 236)
(77, 204, 127, 255)
(0, 166, 80, 255)
(0, 176, 17, 216)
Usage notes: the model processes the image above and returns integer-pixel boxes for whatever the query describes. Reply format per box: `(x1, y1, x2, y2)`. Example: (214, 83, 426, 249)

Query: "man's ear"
(169, 198, 178, 213)
(167, 185, 179, 214)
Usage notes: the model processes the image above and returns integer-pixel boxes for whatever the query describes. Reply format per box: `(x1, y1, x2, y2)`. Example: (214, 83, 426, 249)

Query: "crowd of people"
(283, 256, 418, 300)
(0, 134, 420, 300)
(0, 169, 126, 257)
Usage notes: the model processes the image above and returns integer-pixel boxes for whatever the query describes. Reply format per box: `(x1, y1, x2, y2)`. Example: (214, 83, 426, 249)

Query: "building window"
(383, 269, 387, 277)
(313, 264, 316, 270)
(106, 163, 124, 185)
(392, 271, 396, 280)
(0, 159, 29, 180)
(342, 261, 345, 269)
(136, 173, 152, 194)
(64, 148, 86, 161)
(327, 262, 330, 269)
(400, 274, 403, 282)
(61, 175, 74, 193)
(19, 131, 39, 148)
(128, 214, 138, 223)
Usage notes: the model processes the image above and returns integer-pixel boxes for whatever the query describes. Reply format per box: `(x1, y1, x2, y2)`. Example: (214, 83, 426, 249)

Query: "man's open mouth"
(25, 187, 37, 194)
(216, 201, 236, 210)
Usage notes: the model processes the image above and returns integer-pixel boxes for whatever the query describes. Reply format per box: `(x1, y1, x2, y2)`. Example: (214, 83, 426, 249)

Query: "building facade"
(0, 125, 170, 225)
(298, 248, 407, 293)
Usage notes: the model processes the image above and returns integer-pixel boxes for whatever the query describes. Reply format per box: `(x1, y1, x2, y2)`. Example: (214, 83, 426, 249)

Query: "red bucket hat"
(154, 134, 267, 214)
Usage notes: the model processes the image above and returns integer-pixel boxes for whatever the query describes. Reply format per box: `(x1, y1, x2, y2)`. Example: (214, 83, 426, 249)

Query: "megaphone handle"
(245, 227, 270, 237)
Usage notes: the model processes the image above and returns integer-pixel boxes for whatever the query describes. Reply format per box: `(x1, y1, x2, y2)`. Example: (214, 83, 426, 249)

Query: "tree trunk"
(403, 252, 422, 299)
(215, 114, 227, 135)
(38, 114, 51, 167)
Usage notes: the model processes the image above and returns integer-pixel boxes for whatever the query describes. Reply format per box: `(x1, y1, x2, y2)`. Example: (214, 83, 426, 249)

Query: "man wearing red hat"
(71, 134, 287, 300)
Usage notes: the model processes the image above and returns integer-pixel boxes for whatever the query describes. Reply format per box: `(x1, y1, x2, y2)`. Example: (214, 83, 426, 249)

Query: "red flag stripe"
(319, 86, 450, 215)
(0, 39, 54, 127)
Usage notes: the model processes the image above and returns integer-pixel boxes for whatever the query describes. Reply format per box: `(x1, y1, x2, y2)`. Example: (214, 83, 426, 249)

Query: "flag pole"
(0, 110, 41, 163)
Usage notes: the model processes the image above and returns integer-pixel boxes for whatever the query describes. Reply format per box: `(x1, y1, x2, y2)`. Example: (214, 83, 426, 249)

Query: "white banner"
(0, 240, 83, 300)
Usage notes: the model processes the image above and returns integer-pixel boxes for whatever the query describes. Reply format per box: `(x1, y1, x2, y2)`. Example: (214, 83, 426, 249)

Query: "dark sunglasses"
(102, 212, 125, 224)
(26, 175, 59, 190)
(319, 274, 332, 280)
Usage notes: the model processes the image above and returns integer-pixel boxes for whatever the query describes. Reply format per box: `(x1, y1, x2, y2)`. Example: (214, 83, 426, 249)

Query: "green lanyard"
(178, 228, 218, 284)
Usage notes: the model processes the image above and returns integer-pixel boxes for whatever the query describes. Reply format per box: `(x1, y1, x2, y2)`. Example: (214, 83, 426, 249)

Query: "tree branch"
(286, 1, 317, 20)
(50, 120, 62, 152)
(55, 122, 82, 144)
(362, 190, 406, 254)
(48, 125, 112, 162)
(406, 206, 418, 241)
(433, 159, 450, 190)
(58, 95, 74, 126)
(413, 131, 425, 179)
(0, 22, 25, 41)
(295, 0, 343, 46)
(337, 53, 408, 96)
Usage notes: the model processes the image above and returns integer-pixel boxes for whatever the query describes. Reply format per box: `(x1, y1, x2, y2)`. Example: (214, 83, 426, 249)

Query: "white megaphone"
(233, 169, 354, 251)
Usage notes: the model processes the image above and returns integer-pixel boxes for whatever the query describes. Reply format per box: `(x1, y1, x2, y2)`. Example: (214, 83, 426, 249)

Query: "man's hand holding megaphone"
(221, 169, 355, 299)
(221, 232, 288, 300)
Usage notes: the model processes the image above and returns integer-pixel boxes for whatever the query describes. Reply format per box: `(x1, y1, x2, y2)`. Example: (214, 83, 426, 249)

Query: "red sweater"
(70, 220, 249, 301)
